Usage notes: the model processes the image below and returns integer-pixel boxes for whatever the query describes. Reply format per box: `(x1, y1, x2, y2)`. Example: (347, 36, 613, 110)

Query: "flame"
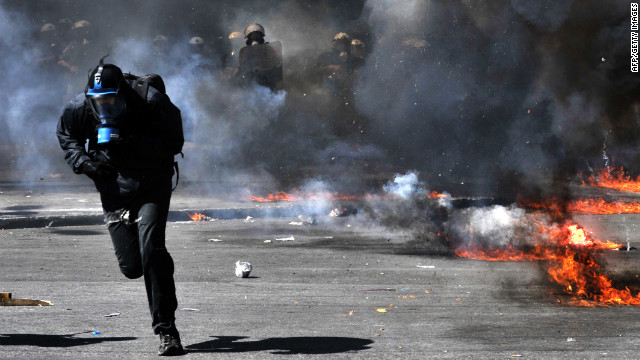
(246, 189, 447, 202)
(245, 191, 380, 202)
(188, 212, 207, 221)
(521, 198, 640, 215)
(584, 167, 640, 193)
(428, 191, 447, 198)
(455, 220, 633, 306)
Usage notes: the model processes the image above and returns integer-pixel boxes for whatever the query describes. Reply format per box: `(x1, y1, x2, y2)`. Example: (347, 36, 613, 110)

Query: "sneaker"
(158, 333, 186, 356)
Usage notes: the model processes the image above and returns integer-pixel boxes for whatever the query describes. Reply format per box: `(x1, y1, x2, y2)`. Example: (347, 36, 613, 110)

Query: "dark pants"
(101, 176, 178, 335)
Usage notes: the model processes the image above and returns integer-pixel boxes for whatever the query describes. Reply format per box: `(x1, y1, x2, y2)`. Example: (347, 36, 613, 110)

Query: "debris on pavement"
(0, 292, 53, 306)
(329, 205, 357, 217)
(92, 331, 101, 335)
(360, 288, 396, 292)
(182, 308, 200, 312)
(376, 308, 388, 313)
(567, 337, 576, 342)
(275, 236, 295, 241)
(416, 265, 436, 269)
(235, 261, 252, 278)
(298, 215, 318, 225)
(244, 216, 255, 223)
(207, 238, 223, 242)
(340, 310, 355, 317)
(104, 313, 120, 317)
(289, 221, 304, 226)
(264, 240, 272, 243)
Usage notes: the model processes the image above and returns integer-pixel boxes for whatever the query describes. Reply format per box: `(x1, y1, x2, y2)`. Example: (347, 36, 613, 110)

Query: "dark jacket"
(56, 80, 184, 197)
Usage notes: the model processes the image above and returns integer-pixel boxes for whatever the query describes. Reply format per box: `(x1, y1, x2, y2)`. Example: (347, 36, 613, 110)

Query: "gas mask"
(86, 60, 126, 144)
(89, 93, 126, 144)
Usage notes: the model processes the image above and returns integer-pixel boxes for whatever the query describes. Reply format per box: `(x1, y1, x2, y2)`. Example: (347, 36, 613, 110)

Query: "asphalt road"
(2, 183, 640, 359)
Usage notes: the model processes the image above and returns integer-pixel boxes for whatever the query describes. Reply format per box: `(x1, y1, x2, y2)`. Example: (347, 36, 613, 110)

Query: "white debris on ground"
(244, 216, 255, 223)
(275, 236, 295, 241)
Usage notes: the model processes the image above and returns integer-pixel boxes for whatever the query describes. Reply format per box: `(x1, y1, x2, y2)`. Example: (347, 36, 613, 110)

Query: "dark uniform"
(56, 62, 185, 356)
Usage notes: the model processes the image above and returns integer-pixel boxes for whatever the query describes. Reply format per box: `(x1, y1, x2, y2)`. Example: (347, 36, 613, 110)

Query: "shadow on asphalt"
(185, 336, 374, 354)
(0, 333, 137, 347)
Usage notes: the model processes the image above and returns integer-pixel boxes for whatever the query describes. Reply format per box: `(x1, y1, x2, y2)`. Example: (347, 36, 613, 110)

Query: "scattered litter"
(182, 308, 200, 312)
(0, 295, 53, 306)
(45, 221, 54, 228)
(322, 236, 333, 239)
(416, 265, 436, 269)
(92, 331, 101, 335)
(289, 222, 304, 226)
(329, 205, 357, 217)
(399, 295, 416, 299)
(360, 288, 396, 292)
(104, 313, 120, 317)
(264, 240, 272, 243)
(235, 261, 252, 278)
(297, 215, 318, 225)
(376, 308, 388, 313)
(511, 354, 522, 357)
(207, 238, 223, 242)
(566, 337, 576, 342)
(340, 310, 355, 317)
(275, 236, 295, 241)
(244, 216, 255, 223)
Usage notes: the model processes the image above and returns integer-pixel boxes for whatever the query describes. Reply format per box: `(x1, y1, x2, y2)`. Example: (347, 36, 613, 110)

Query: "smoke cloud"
(0, 0, 636, 207)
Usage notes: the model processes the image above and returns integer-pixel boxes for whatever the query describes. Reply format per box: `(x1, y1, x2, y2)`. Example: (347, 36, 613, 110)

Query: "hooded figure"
(56, 57, 186, 356)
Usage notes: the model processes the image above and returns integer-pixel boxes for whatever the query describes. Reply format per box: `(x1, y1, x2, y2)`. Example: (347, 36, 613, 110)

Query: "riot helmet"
(40, 23, 56, 33)
(71, 20, 92, 43)
(153, 35, 169, 55)
(351, 39, 366, 59)
(332, 32, 351, 53)
(39, 23, 57, 45)
(244, 23, 265, 45)
(57, 18, 72, 37)
(189, 36, 204, 46)
(85, 57, 126, 122)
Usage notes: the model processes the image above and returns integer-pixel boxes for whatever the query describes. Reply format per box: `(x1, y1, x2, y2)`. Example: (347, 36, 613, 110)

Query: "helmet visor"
(87, 92, 126, 120)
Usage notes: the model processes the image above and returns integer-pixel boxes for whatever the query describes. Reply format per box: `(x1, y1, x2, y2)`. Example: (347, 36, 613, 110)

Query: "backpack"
(124, 73, 166, 100)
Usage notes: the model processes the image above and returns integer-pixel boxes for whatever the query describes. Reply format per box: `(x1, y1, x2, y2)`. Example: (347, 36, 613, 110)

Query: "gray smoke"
(0, 0, 637, 206)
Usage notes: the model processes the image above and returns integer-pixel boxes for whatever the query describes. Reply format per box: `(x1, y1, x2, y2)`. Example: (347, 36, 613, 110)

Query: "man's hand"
(80, 160, 118, 181)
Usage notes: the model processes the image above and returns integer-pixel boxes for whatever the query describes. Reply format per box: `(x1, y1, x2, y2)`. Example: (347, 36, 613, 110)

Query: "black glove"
(80, 160, 118, 181)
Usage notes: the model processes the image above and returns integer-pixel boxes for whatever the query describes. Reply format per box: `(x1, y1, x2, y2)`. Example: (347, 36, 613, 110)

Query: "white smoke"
(383, 171, 424, 198)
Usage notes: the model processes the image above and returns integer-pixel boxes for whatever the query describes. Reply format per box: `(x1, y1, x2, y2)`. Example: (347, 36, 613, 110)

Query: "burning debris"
(583, 167, 640, 193)
(446, 205, 640, 307)
(245, 190, 378, 202)
(521, 198, 640, 215)
(188, 212, 215, 221)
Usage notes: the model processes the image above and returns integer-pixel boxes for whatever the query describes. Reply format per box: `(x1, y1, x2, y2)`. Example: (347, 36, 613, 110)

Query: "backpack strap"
(171, 152, 184, 191)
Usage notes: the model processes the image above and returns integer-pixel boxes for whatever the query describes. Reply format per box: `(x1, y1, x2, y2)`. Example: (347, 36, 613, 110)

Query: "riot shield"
(238, 41, 283, 91)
